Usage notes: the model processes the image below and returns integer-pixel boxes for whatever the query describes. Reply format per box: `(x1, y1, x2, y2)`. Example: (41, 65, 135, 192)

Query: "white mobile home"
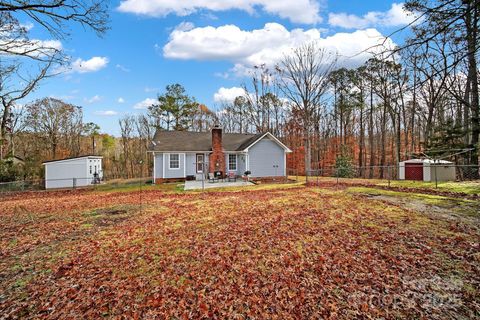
(398, 159, 456, 182)
(43, 156, 103, 189)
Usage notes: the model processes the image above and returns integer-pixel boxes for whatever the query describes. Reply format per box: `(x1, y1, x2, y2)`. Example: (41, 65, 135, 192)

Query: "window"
(196, 154, 204, 173)
(228, 154, 237, 171)
(169, 154, 180, 169)
(89, 166, 92, 174)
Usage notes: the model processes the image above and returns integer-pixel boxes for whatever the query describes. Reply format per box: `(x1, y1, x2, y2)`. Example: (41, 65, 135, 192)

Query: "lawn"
(294, 176, 480, 195)
(0, 183, 479, 318)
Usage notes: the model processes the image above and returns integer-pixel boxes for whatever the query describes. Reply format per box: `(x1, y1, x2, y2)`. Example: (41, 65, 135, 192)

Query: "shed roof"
(401, 158, 453, 164)
(42, 155, 103, 165)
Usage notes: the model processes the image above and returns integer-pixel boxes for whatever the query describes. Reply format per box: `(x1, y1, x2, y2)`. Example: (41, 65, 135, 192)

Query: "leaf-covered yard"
(1, 184, 479, 319)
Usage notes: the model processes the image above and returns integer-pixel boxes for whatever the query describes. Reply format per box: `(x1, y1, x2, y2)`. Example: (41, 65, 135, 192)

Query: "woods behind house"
(1, 0, 479, 181)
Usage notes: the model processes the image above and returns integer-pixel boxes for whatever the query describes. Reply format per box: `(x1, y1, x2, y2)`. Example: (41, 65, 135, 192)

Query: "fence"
(0, 176, 104, 193)
(0, 176, 160, 194)
(1, 164, 479, 193)
(287, 164, 480, 187)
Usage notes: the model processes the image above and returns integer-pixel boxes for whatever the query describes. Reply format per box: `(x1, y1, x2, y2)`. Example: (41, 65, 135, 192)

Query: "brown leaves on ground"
(0, 186, 479, 319)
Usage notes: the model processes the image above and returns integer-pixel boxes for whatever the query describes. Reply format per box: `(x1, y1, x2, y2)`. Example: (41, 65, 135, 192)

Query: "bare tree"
(119, 115, 135, 178)
(278, 43, 336, 180)
(402, 0, 479, 166)
(0, 0, 109, 158)
(242, 64, 278, 133)
(0, 12, 63, 157)
(0, 1, 108, 38)
(135, 114, 155, 177)
(190, 104, 216, 132)
(217, 103, 237, 133)
(217, 96, 251, 133)
(24, 97, 83, 158)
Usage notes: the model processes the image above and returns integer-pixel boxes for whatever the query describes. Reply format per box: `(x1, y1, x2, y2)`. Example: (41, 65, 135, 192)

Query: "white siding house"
(246, 136, 286, 178)
(149, 129, 291, 183)
(43, 156, 103, 189)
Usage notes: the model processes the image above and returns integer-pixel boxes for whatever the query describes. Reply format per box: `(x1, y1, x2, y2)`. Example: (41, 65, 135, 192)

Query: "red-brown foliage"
(0, 186, 478, 318)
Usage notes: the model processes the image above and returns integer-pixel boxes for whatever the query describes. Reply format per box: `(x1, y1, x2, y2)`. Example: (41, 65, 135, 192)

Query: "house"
(148, 126, 292, 183)
(398, 158, 456, 182)
(43, 155, 103, 189)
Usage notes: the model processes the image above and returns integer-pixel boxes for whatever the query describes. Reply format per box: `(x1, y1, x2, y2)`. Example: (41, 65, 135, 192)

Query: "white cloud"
(133, 98, 157, 110)
(201, 12, 219, 21)
(49, 94, 75, 101)
(144, 87, 159, 93)
(115, 64, 130, 72)
(164, 23, 318, 63)
(175, 21, 195, 32)
(0, 38, 62, 57)
(118, 97, 125, 103)
(117, 0, 321, 24)
(164, 23, 396, 72)
(20, 22, 34, 32)
(0, 20, 62, 58)
(214, 87, 245, 103)
(85, 95, 102, 104)
(95, 110, 118, 116)
(328, 3, 415, 29)
(214, 71, 230, 79)
(71, 56, 109, 73)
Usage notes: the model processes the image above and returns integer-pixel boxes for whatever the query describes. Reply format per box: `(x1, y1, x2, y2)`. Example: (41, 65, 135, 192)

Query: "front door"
(196, 154, 204, 173)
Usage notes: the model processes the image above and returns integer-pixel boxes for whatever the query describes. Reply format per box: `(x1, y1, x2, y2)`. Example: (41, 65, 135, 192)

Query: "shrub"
(0, 159, 23, 182)
(334, 149, 354, 178)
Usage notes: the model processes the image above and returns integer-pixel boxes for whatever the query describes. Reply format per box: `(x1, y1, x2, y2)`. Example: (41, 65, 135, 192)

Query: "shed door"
(405, 163, 423, 181)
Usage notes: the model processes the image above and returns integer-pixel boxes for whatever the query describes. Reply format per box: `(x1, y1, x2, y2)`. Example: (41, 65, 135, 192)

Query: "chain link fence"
(0, 177, 103, 193)
(288, 164, 480, 187)
(0, 177, 161, 197)
(1, 164, 479, 193)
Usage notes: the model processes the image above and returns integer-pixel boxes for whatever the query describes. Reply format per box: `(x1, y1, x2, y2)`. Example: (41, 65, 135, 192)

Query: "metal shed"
(398, 159, 456, 182)
(42, 156, 103, 189)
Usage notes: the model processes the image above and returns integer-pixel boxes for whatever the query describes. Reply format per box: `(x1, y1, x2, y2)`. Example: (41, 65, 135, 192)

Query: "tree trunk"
(465, 2, 479, 167)
(396, 113, 401, 164)
(411, 58, 418, 155)
(358, 91, 365, 177)
(52, 141, 57, 159)
(0, 103, 11, 159)
(304, 127, 311, 182)
(368, 81, 375, 178)
(379, 105, 387, 178)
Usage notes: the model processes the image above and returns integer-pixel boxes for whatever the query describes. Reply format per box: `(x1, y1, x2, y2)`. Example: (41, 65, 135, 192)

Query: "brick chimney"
(210, 125, 225, 174)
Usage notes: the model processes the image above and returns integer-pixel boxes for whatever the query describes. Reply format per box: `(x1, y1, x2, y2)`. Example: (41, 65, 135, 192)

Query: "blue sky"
(24, 0, 414, 135)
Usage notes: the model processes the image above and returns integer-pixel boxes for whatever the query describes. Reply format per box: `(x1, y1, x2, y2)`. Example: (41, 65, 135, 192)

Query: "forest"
(0, 0, 479, 182)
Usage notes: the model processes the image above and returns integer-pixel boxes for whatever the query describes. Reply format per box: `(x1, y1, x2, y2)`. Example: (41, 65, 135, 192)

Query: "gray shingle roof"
(148, 130, 264, 152)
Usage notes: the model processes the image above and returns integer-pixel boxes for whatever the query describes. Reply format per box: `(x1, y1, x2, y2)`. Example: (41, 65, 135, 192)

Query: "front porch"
(184, 179, 254, 191)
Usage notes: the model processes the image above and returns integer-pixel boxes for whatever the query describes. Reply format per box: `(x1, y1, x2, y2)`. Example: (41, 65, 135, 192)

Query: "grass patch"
(290, 175, 480, 195)
(348, 186, 480, 218)
(379, 180, 480, 195)
(95, 180, 183, 193)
